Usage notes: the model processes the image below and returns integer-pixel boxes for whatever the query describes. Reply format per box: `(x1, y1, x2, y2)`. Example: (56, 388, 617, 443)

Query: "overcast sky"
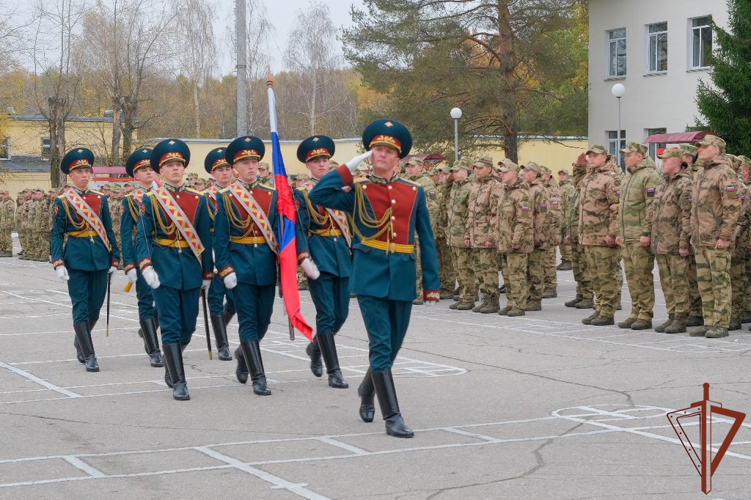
(216, 0, 366, 74)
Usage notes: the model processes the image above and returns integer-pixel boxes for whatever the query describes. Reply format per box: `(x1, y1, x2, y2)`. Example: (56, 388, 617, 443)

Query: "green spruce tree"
(697, 0, 751, 155)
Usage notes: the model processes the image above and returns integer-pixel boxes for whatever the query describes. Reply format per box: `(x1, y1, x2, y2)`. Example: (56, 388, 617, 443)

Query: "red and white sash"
(228, 183, 278, 254)
(152, 187, 205, 260)
(64, 189, 111, 251)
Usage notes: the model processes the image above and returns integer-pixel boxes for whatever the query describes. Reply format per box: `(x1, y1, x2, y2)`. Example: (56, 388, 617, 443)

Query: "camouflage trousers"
(415, 237, 423, 298)
(297, 266, 309, 290)
(452, 246, 477, 303)
(655, 254, 689, 315)
(500, 253, 528, 309)
(745, 256, 751, 316)
(730, 255, 746, 320)
(584, 245, 619, 317)
(560, 231, 572, 261)
(471, 248, 499, 302)
(0, 227, 12, 253)
(543, 247, 557, 292)
(621, 242, 655, 320)
(571, 242, 593, 299)
(437, 236, 456, 292)
(36, 230, 50, 260)
(687, 255, 703, 317)
(695, 247, 731, 329)
(527, 249, 545, 301)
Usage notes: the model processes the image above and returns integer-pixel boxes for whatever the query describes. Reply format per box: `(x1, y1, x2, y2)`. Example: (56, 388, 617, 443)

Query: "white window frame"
(607, 130, 626, 166)
(646, 22, 668, 74)
(607, 28, 627, 78)
(689, 16, 712, 70)
(41, 137, 50, 160)
(645, 128, 667, 160)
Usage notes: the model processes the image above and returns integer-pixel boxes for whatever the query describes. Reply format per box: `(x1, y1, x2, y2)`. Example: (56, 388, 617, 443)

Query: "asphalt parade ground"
(1, 239, 750, 499)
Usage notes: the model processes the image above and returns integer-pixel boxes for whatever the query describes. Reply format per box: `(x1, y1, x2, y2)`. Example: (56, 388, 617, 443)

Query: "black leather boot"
(74, 322, 99, 372)
(372, 370, 414, 438)
(358, 369, 375, 422)
(210, 315, 232, 361)
(317, 334, 349, 389)
(139, 319, 163, 367)
(306, 339, 323, 377)
(222, 309, 235, 327)
(235, 346, 248, 384)
(162, 343, 190, 401)
(73, 337, 84, 363)
(240, 340, 271, 395)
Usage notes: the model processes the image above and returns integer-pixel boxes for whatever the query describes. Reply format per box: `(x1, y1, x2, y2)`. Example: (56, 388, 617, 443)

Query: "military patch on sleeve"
(295, 198, 301, 210)
(428, 190, 436, 199)
(726, 185, 739, 198)
(52, 204, 59, 217)
(646, 188, 655, 198)
(539, 203, 547, 213)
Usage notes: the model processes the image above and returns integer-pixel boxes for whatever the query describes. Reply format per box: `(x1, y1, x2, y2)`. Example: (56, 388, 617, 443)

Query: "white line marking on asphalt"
(0, 360, 81, 398)
(194, 446, 330, 500)
(316, 437, 370, 456)
(63, 456, 106, 478)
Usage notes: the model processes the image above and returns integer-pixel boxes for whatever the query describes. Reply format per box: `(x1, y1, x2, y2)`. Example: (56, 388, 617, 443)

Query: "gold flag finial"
(266, 66, 273, 88)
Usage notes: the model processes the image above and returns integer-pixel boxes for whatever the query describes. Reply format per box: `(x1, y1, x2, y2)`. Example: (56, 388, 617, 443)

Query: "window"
(0, 137, 9, 160)
(608, 28, 627, 77)
(645, 128, 667, 160)
(608, 130, 626, 166)
(691, 16, 712, 69)
(647, 22, 668, 73)
(41, 137, 50, 159)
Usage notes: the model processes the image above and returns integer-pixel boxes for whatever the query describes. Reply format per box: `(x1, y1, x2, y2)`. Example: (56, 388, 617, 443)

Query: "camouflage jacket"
(651, 169, 692, 255)
(496, 178, 533, 254)
(435, 179, 452, 239)
(579, 159, 621, 246)
(559, 180, 576, 237)
(447, 178, 472, 247)
(617, 157, 661, 242)
(0, 199, 15, 228)
(732, 181, 751, 258)
(32, 199, 52, 231)
(465, 175, 503, 248)
(690, 155, 742, 247)
(25, 200, 39, 230)
(409, 171, 440, 232)
(544, 178, 562, 246)
(528, 178, 551, 250)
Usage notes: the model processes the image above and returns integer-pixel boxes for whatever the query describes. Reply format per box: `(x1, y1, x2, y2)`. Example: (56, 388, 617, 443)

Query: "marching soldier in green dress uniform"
(50, 148, 120, 372)
(309, 119, 441, 438)
(294, 135, 351, 389)
(213, 136, 279, 396)
(203, 147, 236, 361)
(121, 148, 163, 368)
(135, 139, 214, 400)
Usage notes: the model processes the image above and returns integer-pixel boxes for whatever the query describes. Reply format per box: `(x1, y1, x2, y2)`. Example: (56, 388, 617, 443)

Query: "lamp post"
(611, 83, 626, 171)
(450, 107, 462, 163)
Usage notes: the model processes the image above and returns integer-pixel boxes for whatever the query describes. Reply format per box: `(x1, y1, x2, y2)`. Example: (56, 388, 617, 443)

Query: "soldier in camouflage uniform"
(739, 155, 751, 327)
(108, 184, 124, 267)
(496, 160, 533, 316)
(726, 154, 750, 331)
(681, 144, 704, 325)
(651, 149, 693, 333)
(464, 156, 503, 313)
(522, 161, 550, 311)
(448, 160, 476, 310)
(258, 162, 274, 187)
(0, 190, 14, 257)
(689, 136, 742, 338)
(28, 189, 45, 260)
(186, 172, 198, 188)
(557, 169, 575, 271)
(564, 156, 594, 309)
(406, 158, 440, 305)
(580, 145, 621, 326)
(541, 166, 562, 298)
(435, 164, 456, 298)
(17, 189, 32, 259)
(615, 143, 660, 330)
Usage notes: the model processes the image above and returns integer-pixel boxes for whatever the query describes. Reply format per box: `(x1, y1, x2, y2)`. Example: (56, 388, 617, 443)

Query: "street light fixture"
(611, 84, 626, 171)
(450, 107, 462, 162)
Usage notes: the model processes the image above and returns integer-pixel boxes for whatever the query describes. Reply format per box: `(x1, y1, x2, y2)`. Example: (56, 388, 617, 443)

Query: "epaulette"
(56, 194, 65, 200)
(398, 178, 420, 187)
(185, 187, 203, 195)
(256, 184, 276, 192)
(145, 191, 156, 197)
(354, 177, 370, 184)
(219, 187, 231, 194)
(90, 190, 103, 195)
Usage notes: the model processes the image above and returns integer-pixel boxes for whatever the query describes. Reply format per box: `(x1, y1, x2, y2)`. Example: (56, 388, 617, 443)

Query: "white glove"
(56, 266, 69, 282)
(223, 272, 238, 289)
(108, 266, 118, 275)
(143, 266, 161, 289)
(345, 151, 373, 174)
(126, 268, 138, 283)
(300, 257, 320, 280)
(202, 279, 212, 291)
